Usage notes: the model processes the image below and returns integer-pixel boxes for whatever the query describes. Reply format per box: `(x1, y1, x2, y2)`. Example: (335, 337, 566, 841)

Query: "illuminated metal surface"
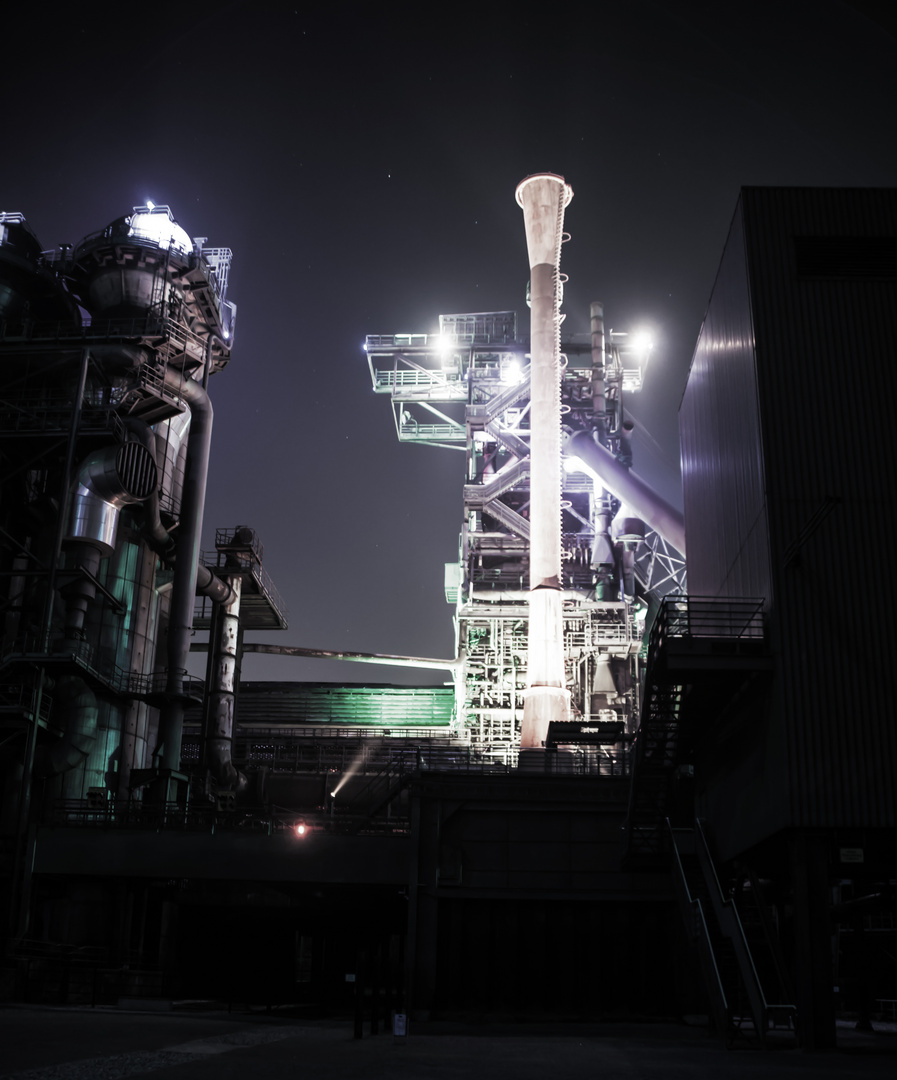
(364, 182, 688, 755)
(516, 173, 574, 747)
(366, 314, 677, 753)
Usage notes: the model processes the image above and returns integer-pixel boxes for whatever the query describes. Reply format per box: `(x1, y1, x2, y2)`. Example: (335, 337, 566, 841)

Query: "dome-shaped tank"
(0, 212, 82, 329)
(72, 204, 195, 320)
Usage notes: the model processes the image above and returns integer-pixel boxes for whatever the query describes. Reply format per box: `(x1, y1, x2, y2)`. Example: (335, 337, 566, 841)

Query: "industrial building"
(0, 185, 894, 1050)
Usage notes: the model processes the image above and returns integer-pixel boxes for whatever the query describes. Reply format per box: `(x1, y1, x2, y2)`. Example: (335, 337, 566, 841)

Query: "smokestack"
(515, 173, 573, 749)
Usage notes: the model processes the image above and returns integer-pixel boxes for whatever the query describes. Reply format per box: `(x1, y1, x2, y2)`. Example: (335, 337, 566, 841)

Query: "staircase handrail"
(668, 822, 729, 1039)
(742, 861, 797, 1009)
(695, 819, 796, 1039)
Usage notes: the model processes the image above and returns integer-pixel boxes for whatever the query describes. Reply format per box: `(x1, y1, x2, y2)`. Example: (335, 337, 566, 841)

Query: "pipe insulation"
(516, 173, 573, 748)
(66, 442, 158, 556)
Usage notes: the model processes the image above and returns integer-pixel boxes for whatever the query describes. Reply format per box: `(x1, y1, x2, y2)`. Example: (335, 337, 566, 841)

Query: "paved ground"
(1, 1007, 896, 1080)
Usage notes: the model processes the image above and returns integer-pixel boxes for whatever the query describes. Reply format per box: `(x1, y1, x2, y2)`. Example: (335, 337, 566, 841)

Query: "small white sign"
(393, 1012, 407, 1037)
(840, 848, 864, 864)
(345, 973, 356, 983)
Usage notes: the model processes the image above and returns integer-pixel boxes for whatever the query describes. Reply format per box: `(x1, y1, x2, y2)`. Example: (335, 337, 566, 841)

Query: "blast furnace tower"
(364, 178, 685, 762)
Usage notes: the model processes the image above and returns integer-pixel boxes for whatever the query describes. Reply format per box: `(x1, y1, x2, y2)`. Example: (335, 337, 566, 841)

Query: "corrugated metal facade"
(681, 188, 897, 856)
(235, 682, 455, 727)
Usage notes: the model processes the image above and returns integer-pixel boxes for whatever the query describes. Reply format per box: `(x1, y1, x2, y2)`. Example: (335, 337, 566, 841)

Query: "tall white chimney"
(515, 173, 573, 749)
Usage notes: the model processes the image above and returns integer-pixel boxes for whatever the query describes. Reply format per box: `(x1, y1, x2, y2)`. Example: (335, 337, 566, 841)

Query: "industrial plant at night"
(0, 182, 895, 1051)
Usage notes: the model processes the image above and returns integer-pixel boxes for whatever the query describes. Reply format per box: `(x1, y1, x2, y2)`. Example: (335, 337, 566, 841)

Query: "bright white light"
(631, 331, 654, 354)
(129, 207, 192, 256)
(146, 200, 155, 210)
(501, 359, 522, 385)
(435, 334, 454, 357)
(295, 822, 308, 838)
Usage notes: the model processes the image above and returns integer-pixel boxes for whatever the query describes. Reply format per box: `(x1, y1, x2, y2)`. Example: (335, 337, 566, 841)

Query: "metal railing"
(8, 939, 174, 1006)
(194, 562, 287, 630)
(180, 733, 632, 779)
(0, 635, 203, 702)
(693, 820, 796, 1042)
(398, 421, 466, 442)
(648, 596, 765, 673)
(48, 799, 406, 837)
(668, 823, 730, 1040)
(373, 368, 465, 390)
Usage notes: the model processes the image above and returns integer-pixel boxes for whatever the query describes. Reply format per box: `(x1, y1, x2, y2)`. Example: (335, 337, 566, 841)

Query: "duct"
(51, 442, 155, 776)
(195, 563, 234, 605)
(155, 372, 214, 779)
(204, 576, 246, 792)
(590, 654, 620, 716)
(568, 430, 687, 557)
(591, 507, 614, 571)
(516, 173, 573, 748)
(152, 408, 192, 518)
(61, 441, 157, 644)
(65, 442, 158, 556)
(126, 416, 232, 604)
(123, 419, 175, 556)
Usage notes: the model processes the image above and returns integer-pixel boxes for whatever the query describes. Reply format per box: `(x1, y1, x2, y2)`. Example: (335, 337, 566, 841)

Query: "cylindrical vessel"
(515, 174, 573, 748)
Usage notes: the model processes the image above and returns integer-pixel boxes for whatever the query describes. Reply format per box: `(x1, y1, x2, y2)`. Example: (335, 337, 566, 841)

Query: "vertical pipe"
(203, 575, 246, 791)
(515, 174, 573, 749)
(155, 374, 214, 792)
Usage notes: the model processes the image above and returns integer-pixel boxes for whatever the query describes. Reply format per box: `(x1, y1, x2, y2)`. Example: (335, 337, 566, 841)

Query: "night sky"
(4, 2, 896, 685)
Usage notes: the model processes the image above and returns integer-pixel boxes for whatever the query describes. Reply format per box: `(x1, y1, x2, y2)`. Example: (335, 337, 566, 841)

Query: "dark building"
(677, 187, 897, 1046)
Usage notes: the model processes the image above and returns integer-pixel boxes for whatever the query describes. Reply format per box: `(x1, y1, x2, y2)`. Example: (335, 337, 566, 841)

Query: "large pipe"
(567, 430, 687, 556)
(124, 418, 177, 556)
(515, 173, 573, 748)
(204, 575, 246, 792)
(191, 641, 460, 672)
(126, 417, 232, 602)
(152, 408, 192, 516)
(155, 372, 214, 784)
(195, 563, 234, 604)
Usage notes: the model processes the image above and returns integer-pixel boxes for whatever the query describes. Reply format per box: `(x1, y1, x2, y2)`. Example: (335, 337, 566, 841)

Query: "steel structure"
(0, 205, 287, 936)
(364, 183, 685, 756)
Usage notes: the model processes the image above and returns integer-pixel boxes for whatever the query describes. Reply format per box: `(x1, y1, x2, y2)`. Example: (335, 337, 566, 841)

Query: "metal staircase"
(669, 821, 797, 1046)
(342, 751, 418, 834)
(623, 596, 770, 865)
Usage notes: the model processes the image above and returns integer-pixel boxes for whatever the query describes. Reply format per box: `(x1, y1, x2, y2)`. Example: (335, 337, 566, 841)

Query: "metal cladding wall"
(235, 682, 454, 727)
(680, 203, 771, 601)
(682, 188, 897, 854)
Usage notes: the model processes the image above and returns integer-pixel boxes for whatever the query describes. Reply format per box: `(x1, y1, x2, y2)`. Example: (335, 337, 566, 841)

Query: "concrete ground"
(1, 1007, 896, 1080)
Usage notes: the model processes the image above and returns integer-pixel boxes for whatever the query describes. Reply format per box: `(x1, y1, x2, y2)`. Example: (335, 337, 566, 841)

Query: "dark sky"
(4, 1, 896, 684)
